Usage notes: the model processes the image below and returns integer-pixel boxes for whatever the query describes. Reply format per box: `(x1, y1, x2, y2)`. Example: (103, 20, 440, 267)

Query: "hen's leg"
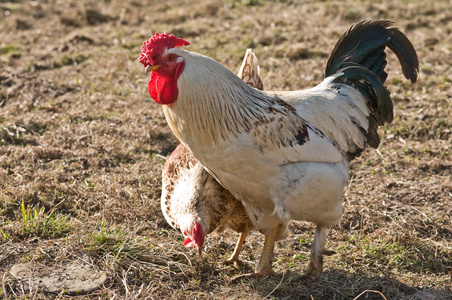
(306, 226, 335, 278)
(224, 232, 248, 267)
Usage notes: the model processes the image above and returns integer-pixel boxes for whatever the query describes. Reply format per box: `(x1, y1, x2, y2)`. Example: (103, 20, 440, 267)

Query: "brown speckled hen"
(161, 50, 261, 264)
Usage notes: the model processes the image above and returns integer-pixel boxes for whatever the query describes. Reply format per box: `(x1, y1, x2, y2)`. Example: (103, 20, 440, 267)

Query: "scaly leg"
(224, 232, 248, 268)
(232, 224, 280, 279)
(306, 226, 335, 278)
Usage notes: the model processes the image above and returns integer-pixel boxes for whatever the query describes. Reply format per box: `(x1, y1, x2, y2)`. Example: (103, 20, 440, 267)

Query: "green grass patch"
(84, 223, 150, 263)
(0, 43, 20, 56)
(17, 200, 73, 239)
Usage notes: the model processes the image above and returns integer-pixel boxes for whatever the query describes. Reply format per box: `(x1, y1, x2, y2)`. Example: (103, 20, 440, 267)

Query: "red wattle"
(148, 72, 178, 104)
(192, 222, 205, 247)
(184, 237, 195, 248)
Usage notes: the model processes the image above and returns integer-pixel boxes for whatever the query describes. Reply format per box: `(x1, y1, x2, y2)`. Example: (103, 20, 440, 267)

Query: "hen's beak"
(145, 65, 160, 73)
(197, 246, 203, 258)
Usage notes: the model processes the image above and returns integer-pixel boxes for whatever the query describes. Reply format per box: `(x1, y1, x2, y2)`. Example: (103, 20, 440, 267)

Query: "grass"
(0, 0, 451, 299)
(0, 43, 20, 56)
(0, 199, 72, 241)
(85, 223, 150, 263)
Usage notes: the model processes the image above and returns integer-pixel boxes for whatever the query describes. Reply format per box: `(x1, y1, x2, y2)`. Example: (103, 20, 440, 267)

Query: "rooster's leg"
(224, 232, 248, 267)
(253, 224, 280, 276)
(232, 224, 280, 280)
(306, 226, 335, 278)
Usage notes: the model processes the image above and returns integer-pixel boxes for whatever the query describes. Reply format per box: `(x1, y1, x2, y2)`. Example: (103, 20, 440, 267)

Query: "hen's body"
(161, 143, 254, 244)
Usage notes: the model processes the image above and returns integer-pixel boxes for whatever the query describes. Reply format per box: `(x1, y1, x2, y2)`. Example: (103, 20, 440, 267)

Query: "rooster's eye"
(167, 55, 174, 61)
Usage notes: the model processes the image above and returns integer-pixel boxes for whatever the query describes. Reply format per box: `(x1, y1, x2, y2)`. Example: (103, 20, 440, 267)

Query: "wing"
(238, 50, 340, 164)
(267, 81, 370, 160)
(247, 95, 343, 165)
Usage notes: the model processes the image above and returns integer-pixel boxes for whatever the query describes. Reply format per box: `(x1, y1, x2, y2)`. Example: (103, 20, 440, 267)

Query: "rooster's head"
(140, 32, 189, 104)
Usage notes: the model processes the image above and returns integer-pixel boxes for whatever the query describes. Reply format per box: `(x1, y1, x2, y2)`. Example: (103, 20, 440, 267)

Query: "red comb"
(140, 32, 190, 67)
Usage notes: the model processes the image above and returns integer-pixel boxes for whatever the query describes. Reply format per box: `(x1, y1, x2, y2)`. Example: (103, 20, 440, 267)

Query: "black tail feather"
(386, 28, 419, 83)
(325, 20, 419, 153)
(325, 20, 419, 84)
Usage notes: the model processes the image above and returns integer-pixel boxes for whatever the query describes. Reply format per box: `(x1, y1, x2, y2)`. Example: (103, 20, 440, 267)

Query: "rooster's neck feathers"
(163, 50, 313, 151)
(164, 50, 270, 146)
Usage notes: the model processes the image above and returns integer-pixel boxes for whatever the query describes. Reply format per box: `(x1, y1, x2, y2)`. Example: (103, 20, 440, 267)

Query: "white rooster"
(161, 49, 261, 264)
(141, 20, 419, 277)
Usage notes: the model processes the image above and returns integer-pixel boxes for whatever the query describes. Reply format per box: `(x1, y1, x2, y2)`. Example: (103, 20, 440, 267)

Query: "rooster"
(141, 20, 419, 277)
(161, 49, 261, 264)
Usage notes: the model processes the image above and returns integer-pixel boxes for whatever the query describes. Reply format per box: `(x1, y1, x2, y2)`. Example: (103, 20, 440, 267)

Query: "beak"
(197, 246, 203, 258)
(145, 65, 160, 73)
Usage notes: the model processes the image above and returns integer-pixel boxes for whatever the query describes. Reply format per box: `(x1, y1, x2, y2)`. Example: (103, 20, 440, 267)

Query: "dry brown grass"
(1, 0, 451, 299)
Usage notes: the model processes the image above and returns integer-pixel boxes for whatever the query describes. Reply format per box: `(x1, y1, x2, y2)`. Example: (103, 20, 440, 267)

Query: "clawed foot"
(304, 226, 335, 279)
(305, 249, 335, 278)
(224, 258, 242, 269)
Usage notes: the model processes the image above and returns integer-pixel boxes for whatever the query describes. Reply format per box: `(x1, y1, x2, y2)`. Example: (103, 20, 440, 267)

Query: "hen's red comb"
(140, 32, 190, 67)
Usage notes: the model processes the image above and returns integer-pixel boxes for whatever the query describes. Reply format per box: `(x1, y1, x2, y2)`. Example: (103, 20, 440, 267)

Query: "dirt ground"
(0, 0, 451, 299)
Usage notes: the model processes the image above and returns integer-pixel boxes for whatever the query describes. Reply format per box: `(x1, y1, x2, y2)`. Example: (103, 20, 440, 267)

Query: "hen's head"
(140, 33, 190, 104)
(182, 221, 205, 256)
